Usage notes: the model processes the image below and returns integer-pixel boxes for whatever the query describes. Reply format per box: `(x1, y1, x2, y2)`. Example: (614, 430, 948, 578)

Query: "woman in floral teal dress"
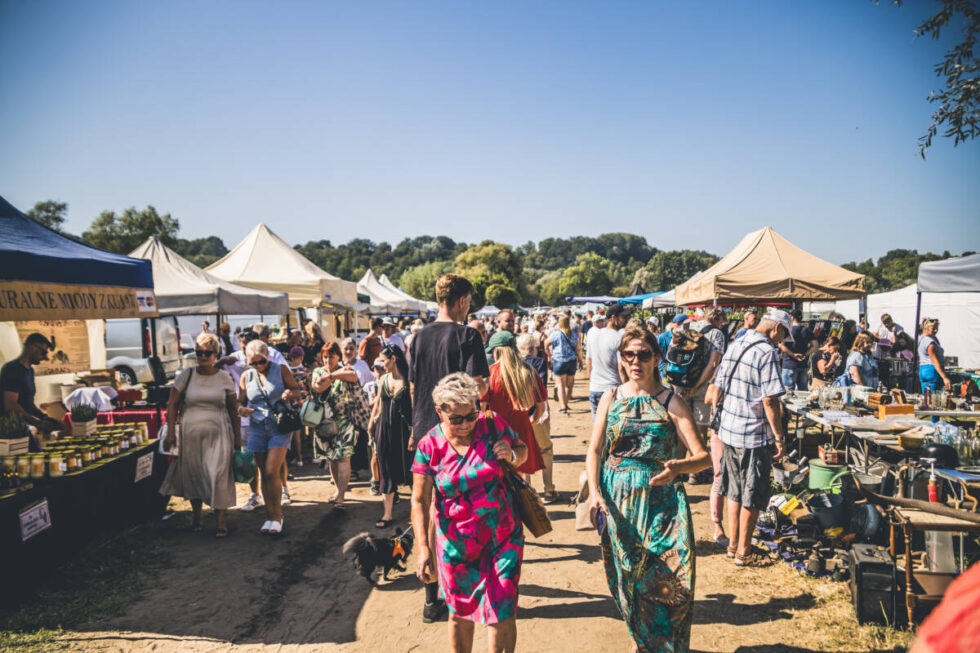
(586, 325, 710, 653)
(311, 341, 361, 506)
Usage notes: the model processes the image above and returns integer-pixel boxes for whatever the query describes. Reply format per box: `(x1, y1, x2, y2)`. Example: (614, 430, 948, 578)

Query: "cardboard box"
(879, 404, 914, 419)
(819, 445, 841, 464)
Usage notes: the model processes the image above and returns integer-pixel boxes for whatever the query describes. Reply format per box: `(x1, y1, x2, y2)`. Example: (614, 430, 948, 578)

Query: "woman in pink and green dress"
(411, 372, 528, 653)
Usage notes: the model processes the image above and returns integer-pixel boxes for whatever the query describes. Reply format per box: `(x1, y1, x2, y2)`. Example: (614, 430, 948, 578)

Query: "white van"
(105, 317, 183, 385)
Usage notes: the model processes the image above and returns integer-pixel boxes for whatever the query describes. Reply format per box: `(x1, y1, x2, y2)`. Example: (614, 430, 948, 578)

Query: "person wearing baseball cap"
(704, 307, 789, 567)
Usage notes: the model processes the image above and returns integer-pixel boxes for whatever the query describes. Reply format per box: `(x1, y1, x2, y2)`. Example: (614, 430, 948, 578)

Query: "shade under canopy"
(0, 195, 157, 320)
(206, 223, 361, 310)
(674, 226, 865, 305)
(129, 237, 289, 316)
(917, 254, 980, 294)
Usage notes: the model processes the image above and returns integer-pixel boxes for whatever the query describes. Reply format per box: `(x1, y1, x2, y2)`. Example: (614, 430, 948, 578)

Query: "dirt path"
(52, 378, 911, 653)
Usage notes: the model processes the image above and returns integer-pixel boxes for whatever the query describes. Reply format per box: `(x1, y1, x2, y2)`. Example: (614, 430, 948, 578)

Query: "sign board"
(20, 498, 52, 542)
(0, 281, 158, 321)
(134, 451, 153, 483)
(15, 320, 91, 376)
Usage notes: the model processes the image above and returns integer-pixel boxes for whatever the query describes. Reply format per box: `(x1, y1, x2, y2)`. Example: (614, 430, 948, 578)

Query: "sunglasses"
(195, 349, 216, 358)
(621, 349, 655, 363)
(249, 358, 269, 367)
(446, 410, 480, 426)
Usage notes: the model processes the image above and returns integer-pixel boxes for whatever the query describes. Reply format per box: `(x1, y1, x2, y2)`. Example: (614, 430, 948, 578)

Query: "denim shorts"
(589, 391, 605, 416)
(553, 359, 577, 377)
(247, 417, 293, 452)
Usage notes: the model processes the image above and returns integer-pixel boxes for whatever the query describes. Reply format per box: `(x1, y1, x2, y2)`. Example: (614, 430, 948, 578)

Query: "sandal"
(191, 523, 204, 533)
(215, 527, 229, 538)
(376, 518, 393, 529)
(726, 546, 737, 559)
(542, 491, 560, 504)
(733, 551, 772, 568)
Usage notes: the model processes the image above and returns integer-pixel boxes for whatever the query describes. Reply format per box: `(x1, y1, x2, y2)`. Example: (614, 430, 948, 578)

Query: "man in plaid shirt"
(707, 308, 791, 567)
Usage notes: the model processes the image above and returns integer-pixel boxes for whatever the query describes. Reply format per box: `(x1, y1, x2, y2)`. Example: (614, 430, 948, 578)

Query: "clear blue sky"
(1, 0, 978, 265)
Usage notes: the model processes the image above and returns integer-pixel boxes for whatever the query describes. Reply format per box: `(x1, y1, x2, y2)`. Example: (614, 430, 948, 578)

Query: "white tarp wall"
(802, 299, 862, 322)
(866, 284, 980, 369)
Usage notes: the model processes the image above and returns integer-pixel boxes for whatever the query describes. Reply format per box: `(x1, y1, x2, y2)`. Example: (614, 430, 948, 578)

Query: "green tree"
(398, 261, 453, 302)
(172, 236, 229, 268)
(842, 248, 975, 293)
(485, 283, 520, 308)
(26, 200, 68, 231)
(82, 206, 180, 254)
(882, 1, 980, 156)
(454, 241, 527, 308)
(641, 250, 720, 290)
(558, 253, 614, 297)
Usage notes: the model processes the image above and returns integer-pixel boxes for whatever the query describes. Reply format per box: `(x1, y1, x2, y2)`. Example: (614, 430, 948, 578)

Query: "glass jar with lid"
(47, 452, 64, 478)
(30, 454, 46, 479)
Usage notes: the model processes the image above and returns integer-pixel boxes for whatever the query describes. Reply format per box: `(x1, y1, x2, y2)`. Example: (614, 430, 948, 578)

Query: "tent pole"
(912, 291, 922, 393)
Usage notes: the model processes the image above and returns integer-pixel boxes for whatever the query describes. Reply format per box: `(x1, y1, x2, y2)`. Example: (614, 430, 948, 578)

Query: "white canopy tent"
(376, 273, 432, 312)
(912, 253, 980, 372)
(641, 290, 676, 309)
(130, 237, 288, 316)
(357, 270, 422, 314)
(206, 224, 362, 311)
(867, 284, 980, 369)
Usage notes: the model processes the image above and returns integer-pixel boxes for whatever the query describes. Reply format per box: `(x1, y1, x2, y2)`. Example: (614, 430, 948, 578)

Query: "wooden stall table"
(887, 506, 980, 624)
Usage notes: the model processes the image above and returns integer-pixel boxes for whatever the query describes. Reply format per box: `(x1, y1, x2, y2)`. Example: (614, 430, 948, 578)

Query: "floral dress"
(310, 367, 358, 461)
(412, 413, 524, 624)
(599, 387, 694, 653)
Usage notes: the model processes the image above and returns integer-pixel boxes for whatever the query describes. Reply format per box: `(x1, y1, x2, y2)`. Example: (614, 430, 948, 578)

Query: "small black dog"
(342, 526, 414, 583)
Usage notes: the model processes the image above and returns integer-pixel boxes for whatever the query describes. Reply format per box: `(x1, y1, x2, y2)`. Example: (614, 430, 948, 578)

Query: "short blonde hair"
(196, 332, 220, 352)
(431, 372, 481, 411)
(516, 333, 537, 356)
(245, 339, 269, 358)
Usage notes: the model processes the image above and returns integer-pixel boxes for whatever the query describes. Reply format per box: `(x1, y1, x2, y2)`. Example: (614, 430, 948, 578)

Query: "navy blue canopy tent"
(0, 195, 157, 321)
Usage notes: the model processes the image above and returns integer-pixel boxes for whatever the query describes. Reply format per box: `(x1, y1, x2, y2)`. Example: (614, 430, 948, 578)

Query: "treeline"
(25, 200, 972, 309)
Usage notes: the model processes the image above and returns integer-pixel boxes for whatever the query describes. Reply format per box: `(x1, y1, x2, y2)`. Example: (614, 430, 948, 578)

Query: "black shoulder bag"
(709, 341, 764, 433)
(252, 368, 303, 434)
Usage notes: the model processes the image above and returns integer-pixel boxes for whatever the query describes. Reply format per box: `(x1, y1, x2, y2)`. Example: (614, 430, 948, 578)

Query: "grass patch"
(0, 520, 172, 651)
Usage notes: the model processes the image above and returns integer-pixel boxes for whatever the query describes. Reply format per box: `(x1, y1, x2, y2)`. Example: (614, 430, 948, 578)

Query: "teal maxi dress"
(599, 387, 695, 653)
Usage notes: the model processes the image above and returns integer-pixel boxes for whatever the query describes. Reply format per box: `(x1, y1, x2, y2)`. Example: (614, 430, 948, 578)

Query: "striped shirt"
(713, 330, 784, 449)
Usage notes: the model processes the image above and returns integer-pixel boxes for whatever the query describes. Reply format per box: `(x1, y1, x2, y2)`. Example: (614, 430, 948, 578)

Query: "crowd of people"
(156, 279, 960, 653)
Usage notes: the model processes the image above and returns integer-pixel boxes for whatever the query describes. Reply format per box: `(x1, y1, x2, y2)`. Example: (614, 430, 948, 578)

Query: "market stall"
(914, 254, 980, 373)
(673, 226, 865, 305)
(206, 223, 365, 340)
(356, 269, 423, 314)
(774, 387, 980, 625)
(375, 273, 436, 313)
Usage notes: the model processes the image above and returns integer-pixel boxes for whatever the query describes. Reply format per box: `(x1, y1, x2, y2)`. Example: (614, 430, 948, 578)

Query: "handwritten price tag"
(134, 452, 153, 483)
(20, 499, 52, 542)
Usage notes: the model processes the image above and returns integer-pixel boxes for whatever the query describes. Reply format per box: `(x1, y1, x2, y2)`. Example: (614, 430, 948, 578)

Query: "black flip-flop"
(375, 518, 393, 529)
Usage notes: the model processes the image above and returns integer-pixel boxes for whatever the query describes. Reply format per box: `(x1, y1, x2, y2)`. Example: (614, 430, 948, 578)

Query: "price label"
(20, 499, 52, 542)
(134, 452, 153, 483)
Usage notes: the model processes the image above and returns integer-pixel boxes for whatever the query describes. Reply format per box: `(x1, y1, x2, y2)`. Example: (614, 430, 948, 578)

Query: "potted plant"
(70, 404, 99, 436)
(0, 414, 31, 455)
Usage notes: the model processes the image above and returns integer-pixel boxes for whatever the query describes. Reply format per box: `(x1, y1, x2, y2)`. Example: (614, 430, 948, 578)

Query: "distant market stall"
(206, 223, 365, 339)
(376, 273, 437, 313)
(357, 269, 424, 315)
(673, 226, 865, 305)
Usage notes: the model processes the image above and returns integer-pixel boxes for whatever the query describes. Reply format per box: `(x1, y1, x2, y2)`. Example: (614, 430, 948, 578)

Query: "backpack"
(665, 325, 713, 388)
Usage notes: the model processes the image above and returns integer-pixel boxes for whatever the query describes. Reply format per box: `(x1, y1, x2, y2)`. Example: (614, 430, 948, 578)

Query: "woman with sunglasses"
(585, 325, 709, 653)
(160, 333, 241, 537)
(367, 345, 412, 528)
(310, 342, 361, 507)
(239, 339, 302, 535)
(412, 372, 528, 653)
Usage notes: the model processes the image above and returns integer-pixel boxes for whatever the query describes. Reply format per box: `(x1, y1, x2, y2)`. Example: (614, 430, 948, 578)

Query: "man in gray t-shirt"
(586, 304, 629, 416)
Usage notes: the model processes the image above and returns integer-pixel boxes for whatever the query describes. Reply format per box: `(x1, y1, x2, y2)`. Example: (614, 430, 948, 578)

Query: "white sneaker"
(239, 493, 262, 511)
(294, 460, 303, 467)
(281, 488, 291, 505)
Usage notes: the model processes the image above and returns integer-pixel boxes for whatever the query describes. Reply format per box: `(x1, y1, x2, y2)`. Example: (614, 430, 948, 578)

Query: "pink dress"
(413, 413, 524, 624)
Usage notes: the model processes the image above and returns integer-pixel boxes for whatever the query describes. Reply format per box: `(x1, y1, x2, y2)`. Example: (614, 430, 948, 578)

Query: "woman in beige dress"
(161, 333, 241, 537)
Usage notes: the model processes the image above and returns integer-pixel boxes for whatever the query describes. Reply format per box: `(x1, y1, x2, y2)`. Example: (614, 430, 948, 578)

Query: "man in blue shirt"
(734, 308, 759, 340)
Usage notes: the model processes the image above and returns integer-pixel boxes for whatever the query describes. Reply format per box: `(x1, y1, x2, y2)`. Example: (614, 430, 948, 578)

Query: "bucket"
(809, 459, 848, 492)
(773, 462, 799, 489)
(807, 493, 847, 530)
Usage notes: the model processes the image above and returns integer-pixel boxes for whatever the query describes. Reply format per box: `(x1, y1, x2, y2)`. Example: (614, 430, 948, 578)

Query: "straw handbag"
(487, 411, 553, 538)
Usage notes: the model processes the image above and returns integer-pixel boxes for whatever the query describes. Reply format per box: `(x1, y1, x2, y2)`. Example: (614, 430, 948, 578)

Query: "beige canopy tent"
(206, 224, 361, 310)
(674, 226, 865, 305)
(130, 237, 288, 316)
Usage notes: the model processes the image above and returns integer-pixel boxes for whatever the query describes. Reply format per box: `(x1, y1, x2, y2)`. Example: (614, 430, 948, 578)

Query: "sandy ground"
(51, 377, 910, 653)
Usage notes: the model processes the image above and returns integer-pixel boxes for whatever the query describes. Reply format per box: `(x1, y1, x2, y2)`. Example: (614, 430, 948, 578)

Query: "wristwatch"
(510, 449, 518, 464)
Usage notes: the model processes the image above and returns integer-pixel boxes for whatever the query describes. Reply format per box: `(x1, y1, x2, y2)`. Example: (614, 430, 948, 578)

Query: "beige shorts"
(686, 383, 711, 427)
